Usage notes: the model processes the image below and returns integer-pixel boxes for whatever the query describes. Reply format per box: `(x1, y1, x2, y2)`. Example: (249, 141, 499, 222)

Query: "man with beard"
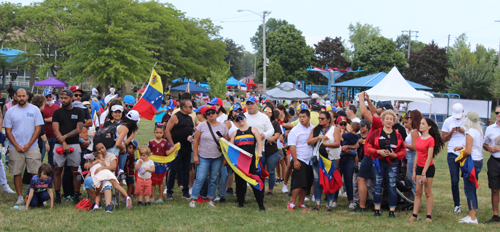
(52, 89, 85, 204)
(3, 89, 44, 204)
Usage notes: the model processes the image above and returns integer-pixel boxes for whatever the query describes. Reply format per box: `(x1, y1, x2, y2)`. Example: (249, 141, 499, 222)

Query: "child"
(148, 124, 176, 202)
(135, 146, 155, 206)
(25, 164, 54, 210)
(125, 140, 138, 197)
(90, 142, 133, 211)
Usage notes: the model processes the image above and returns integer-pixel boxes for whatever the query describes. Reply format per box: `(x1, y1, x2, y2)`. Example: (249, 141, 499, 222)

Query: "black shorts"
(416, 164, 435, 178)
(358, 156, 373, 179)
(487, 156, 500, 190)
(126, 176, 135, 185)
(291, 160, 313, 191)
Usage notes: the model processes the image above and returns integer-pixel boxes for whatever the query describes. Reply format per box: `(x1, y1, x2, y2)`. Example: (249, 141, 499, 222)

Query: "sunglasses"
(205, 110, 216, 116)
(235, 116, 245, 123)
(74, 94, 82, 97)
(319, 117, 327, 120)
(496, 112, 500, 115)
(45, 95, 52, 98)
(339, 122, 347, 126)
(125, 104, 133, 108)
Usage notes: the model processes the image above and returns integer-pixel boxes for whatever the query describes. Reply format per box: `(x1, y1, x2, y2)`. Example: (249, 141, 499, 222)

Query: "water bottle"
(10, 206, 25, 210)
(76, 166, 83, 181)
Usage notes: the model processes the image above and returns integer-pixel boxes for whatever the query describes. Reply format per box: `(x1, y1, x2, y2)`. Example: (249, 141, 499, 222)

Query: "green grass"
(0, 119, 498, 231)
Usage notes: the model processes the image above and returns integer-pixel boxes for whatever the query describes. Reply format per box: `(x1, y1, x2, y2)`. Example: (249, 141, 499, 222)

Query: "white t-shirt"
(442, 116, 465, 155)
(484, 122, 500, 158)
(137, 159, 154, 179)
(288, 122, 314, 164)
(244, 112, 274, 150)
(217, 113, 228, 124)
(92, 88, 98, 96)
(465, 128, 484, 161)
(351, 117, 361, 123)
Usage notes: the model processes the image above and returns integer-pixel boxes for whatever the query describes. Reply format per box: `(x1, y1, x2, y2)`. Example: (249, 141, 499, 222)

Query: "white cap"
(110, 87, 116, 94)
(111, 105, 124, 112)
(452, 103, 464, 119)
(126, 110, 140, 121)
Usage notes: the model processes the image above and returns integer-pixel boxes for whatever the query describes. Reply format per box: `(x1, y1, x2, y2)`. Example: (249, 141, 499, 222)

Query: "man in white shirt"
(244, 96, 274, 146)
(91, 86, 98, 97)
(311, 91, 319, 99)
(346, 104, 361, 123)
(286, 109, 314, 210)
(442, 103, 466, 213)
(483, 105, 500, 223)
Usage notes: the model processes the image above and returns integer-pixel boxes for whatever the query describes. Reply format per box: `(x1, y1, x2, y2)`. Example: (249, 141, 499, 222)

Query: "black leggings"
(235, 158, 264, 208)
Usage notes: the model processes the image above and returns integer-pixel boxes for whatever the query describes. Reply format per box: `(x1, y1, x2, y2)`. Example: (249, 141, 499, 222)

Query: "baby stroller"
(380, 170, 415, 211)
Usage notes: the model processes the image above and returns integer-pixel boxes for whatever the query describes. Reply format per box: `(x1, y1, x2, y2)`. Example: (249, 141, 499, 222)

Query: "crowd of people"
(1, 86, 500, 224)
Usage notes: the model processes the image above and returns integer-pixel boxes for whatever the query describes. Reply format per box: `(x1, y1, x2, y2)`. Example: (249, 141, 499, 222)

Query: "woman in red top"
(408, 118, 444, 222)
(365, 110, 406, 218)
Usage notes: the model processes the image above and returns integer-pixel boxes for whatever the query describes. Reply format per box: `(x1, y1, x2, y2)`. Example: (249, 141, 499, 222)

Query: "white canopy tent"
(365, 67, 432, 104)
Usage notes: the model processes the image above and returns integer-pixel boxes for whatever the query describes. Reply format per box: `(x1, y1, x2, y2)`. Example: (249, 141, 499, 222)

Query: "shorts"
(358, 156, 373, 179)
(101, 181, 113, 193)
(84, 176, 113, 192)
(290, 160, 313, 191)
(53, 143, 82, 168)
(8, 147, 41, 175)
(135, 176, 152, 195)
(126, 176, 135, 185)
(416, 164, 435, 178)
(487, 156, 500, 190)
(278, 149, 285, 160)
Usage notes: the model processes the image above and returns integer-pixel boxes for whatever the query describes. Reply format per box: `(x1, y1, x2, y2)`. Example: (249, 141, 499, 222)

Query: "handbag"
(207, 122, 222, 152)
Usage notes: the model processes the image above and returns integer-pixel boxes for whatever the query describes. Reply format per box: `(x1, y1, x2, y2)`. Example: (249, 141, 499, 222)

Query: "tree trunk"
(29, 65, 36, 91)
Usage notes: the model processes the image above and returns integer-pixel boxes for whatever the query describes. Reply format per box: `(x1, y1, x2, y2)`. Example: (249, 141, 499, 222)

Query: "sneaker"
(425, 218, 432, 223)
(267, 192, 273, 196)
(1, 184, 15, 194)
(92, 203, 100, 210)
(137, 202, 143, 206)
(485, 215, 500, 223)
(374, 210, 381, 217)
(408, 216, 417, 222)
(189, 201, 196, 208)
(459, 215, 471, 222)
(351, 205, 366, 212)
(219, 198, 226, 203)
(287, 201, 295, 210)
(326, 208, 333, 212)
(145, 202, 151, 206)
(388, 211, 395, 218)
(452, 205, 461, 213)
(312, 207, 320, 211)
(189, 188, 193, 195)
(304, 197, 309, 202)
(259, 206, 266, 211)
(105, 205, 113, 213)
(214, 197, 221, 202)
(54, 196, 61, 204)
(15, 196, 24, 205)
(226, 188, 233, 196)
(331, 202, 337, 208)
(298, 204, 307, 209)
(126, 196, 132, 209)
(163, 187, 167, 195)
(182, 194, 191, 199)
(282, 185, 289, 193)
(349, 202, 357, 209)
(73, 195, 81, 205)
(459, 217, 478, 224)
(166, 193, 173, 200)
(207, 201, 215, 207)
(311, 195, 315, 202)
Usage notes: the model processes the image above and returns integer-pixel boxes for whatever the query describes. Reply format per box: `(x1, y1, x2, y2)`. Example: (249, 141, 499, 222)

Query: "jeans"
(261, 151, 279, 191)
(190, 156, 223, 200)
(447, 152, 461, 207)
(464, 160, 482, 210)
(334, 153, 355, 201)
(167, 151, 191, 196)
(217, 166, 232, 199)
(28, 191, 51, 207)
(313, 159, 335, 207)
(46, 138, 57, 176)
(118, 153, 127, 172)
(405, 150, 417, 191)
(372, 160, 399, 208)
(38, 138, 46, 162)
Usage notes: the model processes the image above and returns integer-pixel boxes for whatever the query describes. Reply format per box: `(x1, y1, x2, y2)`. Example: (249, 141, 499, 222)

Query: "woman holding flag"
(307, 111, 341, 212)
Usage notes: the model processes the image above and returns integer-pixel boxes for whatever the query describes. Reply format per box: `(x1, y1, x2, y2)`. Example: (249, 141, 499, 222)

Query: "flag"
(458, 149, 479, 189)
(219, 138, 265, 191)
(92, 111, 99, 128)
(148, 143, 180, 185)
(132, 69, 163, 120)
(318, 155, 343, 194)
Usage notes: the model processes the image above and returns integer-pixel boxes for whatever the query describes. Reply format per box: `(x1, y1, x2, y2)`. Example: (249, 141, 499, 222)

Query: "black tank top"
(172, 111, 194, 153)
(234, 127, 256, 155)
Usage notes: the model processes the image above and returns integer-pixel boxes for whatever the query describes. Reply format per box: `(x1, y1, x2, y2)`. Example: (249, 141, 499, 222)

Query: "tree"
(207, 67, 229, 98)
(266, 62, 285, 87)
(240, 52, 256, 77)
(347, 22, 381, 59)
(0, 2, 21, 46)
(352, 35, 406, 76)
(224, 38, 245, 78)
(395, 34, 426, 60)
(250, 18, 288, 53)
(312, 36, 351, 84)
(405, 41, 448, 91)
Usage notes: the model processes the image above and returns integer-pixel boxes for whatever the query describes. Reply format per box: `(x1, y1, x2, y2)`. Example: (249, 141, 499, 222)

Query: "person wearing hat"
(122, 95, 135, 113)
(283, 103, 319, 129)
(208, 97, 228, 123)
(442, 103, 466, 213)
(51, 89, 85, 205)
(154, 100, 168, 124)
(42, 89, 61, 173)
(70, 86, 92, 128)
(160, 99, 176, 124)
(483, 106, 500, 223)
(244, 96, 275, 152)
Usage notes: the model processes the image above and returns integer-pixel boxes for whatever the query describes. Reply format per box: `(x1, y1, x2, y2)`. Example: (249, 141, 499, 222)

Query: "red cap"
(204, 106, 217, 115)
(242, 106, 247, 113)
(69, 85, 84, 94)
(336, 116, 347, 124)
(217, 98, 223, 105)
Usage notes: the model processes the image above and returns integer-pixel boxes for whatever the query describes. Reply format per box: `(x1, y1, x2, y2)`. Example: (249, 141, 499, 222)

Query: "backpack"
(93, 122, 123, 150)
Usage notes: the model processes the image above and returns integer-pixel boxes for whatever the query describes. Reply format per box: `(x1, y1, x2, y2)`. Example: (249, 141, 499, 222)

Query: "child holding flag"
(148, 124, 176, 203)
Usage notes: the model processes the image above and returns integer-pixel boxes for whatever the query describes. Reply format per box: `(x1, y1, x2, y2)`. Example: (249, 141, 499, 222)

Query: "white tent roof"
(365, 67, 432, 104)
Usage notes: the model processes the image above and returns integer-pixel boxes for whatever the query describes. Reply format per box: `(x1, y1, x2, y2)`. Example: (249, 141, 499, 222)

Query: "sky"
(10, 0, 500, 54)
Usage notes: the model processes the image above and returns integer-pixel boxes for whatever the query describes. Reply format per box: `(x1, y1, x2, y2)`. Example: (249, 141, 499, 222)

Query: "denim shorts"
(358, 155, 373, 179)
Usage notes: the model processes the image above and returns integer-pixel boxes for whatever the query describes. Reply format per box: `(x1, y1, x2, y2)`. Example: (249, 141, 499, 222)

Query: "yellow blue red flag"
(132, 69, 163, 120)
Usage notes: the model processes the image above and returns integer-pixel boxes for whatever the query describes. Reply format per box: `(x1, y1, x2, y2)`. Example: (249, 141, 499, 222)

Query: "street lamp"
(238, 9, 271, 93)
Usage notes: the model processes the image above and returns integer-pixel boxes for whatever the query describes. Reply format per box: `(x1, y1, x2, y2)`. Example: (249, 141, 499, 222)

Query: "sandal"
(157, 199, 164, 203)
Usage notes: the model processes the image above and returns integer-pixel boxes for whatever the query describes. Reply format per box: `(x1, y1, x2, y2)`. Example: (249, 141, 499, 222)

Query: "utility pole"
(447, 34, 450, 53)
(496, 20, 500, 68)
(401, 30, 419, 60)
(254, 54, 257, 78)
(262, 11, 269, 93)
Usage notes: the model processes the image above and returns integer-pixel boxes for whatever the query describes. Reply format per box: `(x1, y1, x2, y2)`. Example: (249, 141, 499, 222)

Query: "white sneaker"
(304, 197, 310, 202)
(282, 185, 289, 193)
(2, 184, 15, 194)
(207, 201, 215, 207)
(311, 196, 315, 202)
(214, 197, 221, 202)
(15, 196, 24, 205)
(452, 205, 462, 213)
(349, 202, 357, 209)
(459, 215, 471, 222)
(331, 202, 337, 208)
(93, 204, 100, 210)
(459, 216, 478, 224)
(126, 196, 132, 209)
(163, 188, 167, 195)
(341, 192, 347, 197)
(189, 201, 196, 208)
(189, 188, 192, 195)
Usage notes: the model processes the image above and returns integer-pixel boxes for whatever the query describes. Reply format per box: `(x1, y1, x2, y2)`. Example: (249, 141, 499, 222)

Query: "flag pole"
(138, 62, 158, 99)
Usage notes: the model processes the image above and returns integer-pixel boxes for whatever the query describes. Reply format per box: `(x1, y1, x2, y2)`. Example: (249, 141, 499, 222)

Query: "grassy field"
(0, 119, 499, 231)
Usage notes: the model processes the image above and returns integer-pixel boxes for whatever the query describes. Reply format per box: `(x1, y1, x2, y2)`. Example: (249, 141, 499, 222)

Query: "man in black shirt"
(52, 89, 85, 204)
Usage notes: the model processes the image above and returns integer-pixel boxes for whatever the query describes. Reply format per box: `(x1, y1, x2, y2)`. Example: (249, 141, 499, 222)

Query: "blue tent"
(332, 72, 432, 90)
(172, 78, 196, 83)
(170, 83, 209, 94)
(0, 48, 24, 64)
(226, 77, 246, 87)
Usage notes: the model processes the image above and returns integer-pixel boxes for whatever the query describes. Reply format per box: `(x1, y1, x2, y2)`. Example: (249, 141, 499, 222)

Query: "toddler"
(135, 146, 155, 206)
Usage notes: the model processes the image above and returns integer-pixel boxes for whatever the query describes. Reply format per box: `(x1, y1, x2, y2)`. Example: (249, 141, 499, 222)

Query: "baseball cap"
(378, 101, 393, 111)
(131, 140, 138, 149)
(452, 103, 464, 119)
(43, 89, 52, 97)
(466, 111, 479, 123)
(204, 106, 217, 114)
(126, 110, 140, 121)
(69, 85, 85, 94)
(61, 89, 73, 98)
(123, 95, 135, 105)
(311, 103, 321, 111)
(246, 96, 257, 104)
(336, 110, 347, 118)
(360, 119, 371, 127)
(235, 112, 246, 119)
(111, 105, 124, 112)
(230, 104, 242, 112)
(194, 106, 208, 114)
(167, 99, 175, 110)
(336, 115, 347, 124)
(208, 97, 223, 106)
(298, 103, 308, 111)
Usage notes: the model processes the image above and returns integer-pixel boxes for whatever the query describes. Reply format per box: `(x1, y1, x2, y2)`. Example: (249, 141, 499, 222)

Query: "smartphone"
(418, 178, 428, 185)
(456, 126, 461, 132)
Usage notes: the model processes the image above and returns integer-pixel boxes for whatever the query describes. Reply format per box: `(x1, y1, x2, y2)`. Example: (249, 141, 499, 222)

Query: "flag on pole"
(132, 69, 163, 120)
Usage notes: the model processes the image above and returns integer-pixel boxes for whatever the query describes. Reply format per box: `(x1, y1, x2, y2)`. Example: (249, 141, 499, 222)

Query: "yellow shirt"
(291, 111, 319, 127)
